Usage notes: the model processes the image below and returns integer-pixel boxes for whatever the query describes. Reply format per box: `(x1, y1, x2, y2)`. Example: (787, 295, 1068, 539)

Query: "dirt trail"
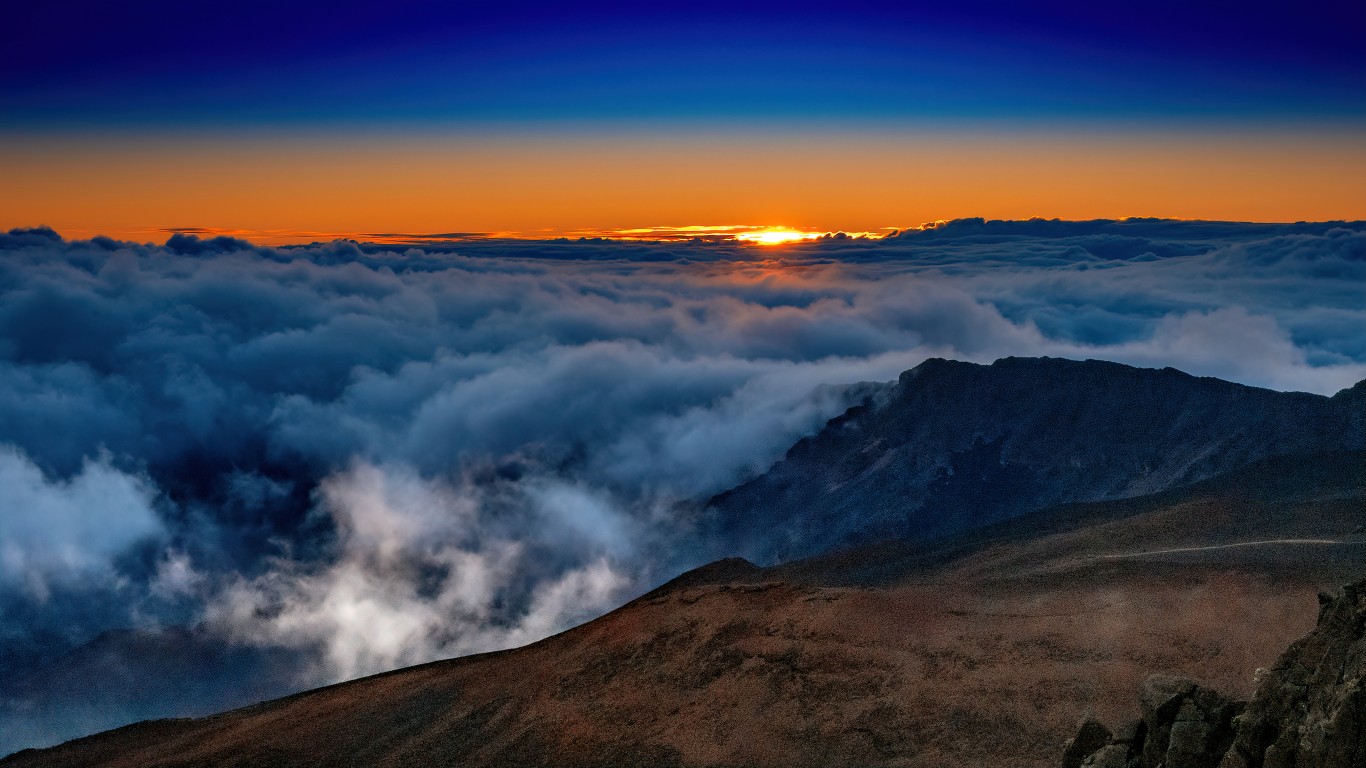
(1100, 538, 1357, 559)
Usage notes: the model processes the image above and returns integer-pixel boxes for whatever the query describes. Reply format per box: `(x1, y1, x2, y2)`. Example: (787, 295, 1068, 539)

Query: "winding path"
(1100, 538, 1358, 559)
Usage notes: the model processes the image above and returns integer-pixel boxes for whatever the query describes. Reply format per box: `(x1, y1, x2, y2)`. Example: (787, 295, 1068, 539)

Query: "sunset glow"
(735, 228, 826, 245)
(5, 128, 1364, 246)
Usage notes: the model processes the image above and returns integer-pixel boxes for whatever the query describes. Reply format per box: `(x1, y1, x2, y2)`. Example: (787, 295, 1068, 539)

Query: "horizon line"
(11, 216, 1366, 249)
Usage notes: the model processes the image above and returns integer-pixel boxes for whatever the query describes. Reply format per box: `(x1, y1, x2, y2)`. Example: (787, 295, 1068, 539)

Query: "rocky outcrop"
(1063, 719, 1113, 768)
(1064, 676, 1243, 768)
(1065, 579, 1366, 768)
(1218, 580, 1365, 768)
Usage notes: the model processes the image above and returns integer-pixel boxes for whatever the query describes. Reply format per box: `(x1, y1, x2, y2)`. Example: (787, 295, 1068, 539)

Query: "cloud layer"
(0, 219, 1362, 753)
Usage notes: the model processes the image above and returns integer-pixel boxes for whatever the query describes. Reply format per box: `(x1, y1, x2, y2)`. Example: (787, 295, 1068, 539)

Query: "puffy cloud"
(0, 219, 1362, 752)
(204, 463, 631, 683)
(0, 446, 162, 602)
(1097, 307, 1366, 394)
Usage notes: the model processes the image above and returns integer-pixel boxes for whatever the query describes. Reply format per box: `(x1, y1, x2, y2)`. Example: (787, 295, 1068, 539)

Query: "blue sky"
(3, 0, 1363, 127)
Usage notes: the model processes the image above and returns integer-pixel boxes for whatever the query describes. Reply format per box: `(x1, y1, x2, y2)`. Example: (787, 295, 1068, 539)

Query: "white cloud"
(204, 462, 631, 683)
(0, 445, 162, 601)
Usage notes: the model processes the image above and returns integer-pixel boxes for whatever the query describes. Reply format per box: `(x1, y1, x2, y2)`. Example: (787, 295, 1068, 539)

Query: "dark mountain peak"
(900, 356, 1211, 392)
(898, 355, 969, 375)
(1331, 377, 1366, 402)
(640, 557, 763, 600)
(710, 357, 1362, 563)
(889, 357, 1335, 418)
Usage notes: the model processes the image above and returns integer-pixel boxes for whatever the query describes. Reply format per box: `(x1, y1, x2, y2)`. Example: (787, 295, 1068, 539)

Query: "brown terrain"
(4, 451, 1363, 768)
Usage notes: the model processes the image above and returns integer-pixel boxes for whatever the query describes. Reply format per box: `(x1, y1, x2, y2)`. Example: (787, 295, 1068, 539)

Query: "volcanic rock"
(1218, 580, 1366, 768)
(1067, 579, 1366, 768)
(1062, 719, 1112, 768)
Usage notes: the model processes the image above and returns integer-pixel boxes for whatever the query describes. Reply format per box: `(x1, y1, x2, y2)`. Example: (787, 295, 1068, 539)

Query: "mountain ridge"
(708, 356, 1364, 562)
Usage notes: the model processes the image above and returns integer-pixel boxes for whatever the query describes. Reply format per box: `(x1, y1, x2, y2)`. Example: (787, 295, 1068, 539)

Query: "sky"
(2, 0, 1365, 755)
(2, 0, 1364, 239)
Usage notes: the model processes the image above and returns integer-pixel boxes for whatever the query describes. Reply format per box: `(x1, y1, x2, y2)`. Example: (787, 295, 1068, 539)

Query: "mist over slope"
(0, 219, 1363, 752)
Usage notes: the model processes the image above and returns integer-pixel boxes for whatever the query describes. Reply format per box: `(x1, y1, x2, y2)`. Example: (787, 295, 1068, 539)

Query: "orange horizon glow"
(3, 126, 1365, 246)
(48, 223, 881, 247)
(18, 213, 1365, 249)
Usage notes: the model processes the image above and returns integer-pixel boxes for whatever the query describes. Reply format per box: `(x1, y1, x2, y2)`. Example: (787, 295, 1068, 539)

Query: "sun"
(735, 227, 823, 245)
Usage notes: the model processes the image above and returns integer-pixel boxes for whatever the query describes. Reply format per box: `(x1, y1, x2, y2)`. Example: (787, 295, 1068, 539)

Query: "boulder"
(1081, 744, 1132, 768)
(1165, 689, 1242, 768)
(1065, 675, 1242, 768)
(1063, 718, 1112, 768)
(1140, 674, 1199, 767)
(1133, 675, 1242, 768)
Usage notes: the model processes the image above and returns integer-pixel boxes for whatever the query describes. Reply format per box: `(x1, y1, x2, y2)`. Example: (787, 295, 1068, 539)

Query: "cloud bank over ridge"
(0, 219, 1362, 752)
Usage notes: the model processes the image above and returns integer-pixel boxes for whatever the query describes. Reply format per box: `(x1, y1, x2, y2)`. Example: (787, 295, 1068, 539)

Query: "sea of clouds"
(1, 219, 1363, 752)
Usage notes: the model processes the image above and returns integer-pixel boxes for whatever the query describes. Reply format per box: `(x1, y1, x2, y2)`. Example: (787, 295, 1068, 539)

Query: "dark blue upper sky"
(2, 0, 1363, 127)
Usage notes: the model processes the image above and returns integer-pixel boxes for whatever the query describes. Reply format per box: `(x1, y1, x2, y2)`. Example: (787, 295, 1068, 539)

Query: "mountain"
(5, 450, 1362, 768)
(707, 357, 1365, 562)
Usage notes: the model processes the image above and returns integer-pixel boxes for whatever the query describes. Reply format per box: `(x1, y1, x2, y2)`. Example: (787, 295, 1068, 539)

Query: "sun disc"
(736, 228, 822, 245)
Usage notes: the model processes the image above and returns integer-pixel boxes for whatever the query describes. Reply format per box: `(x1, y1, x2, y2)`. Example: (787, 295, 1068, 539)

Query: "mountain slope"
(5, 450, 1363, 768)
(708, 357, 1364, 562)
